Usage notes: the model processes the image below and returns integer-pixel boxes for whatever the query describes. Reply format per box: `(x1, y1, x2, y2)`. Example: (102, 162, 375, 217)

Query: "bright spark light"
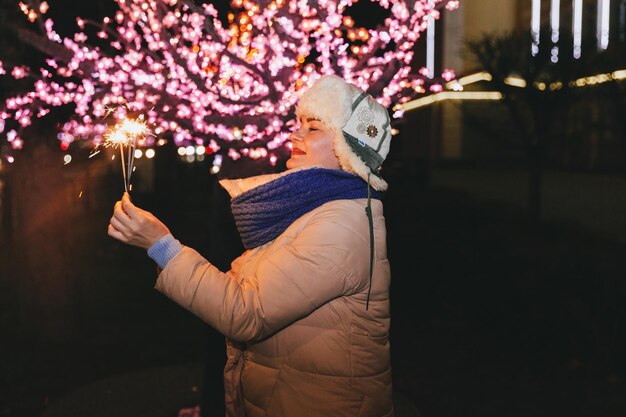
(104, 117, 150, 147)
(103, 116, 151, 192)
(119, 119, 148, 138)
(104, 130, 130, 148)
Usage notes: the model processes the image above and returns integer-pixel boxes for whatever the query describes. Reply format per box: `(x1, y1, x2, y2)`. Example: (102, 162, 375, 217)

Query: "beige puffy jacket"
(155, 173, 392, 417)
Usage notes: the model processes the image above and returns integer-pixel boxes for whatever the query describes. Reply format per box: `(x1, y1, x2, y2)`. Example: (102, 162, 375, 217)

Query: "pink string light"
(1, 0, 459, 164)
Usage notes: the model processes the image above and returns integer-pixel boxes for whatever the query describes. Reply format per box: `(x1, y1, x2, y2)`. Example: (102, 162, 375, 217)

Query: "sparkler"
(103, 117, 150, 193)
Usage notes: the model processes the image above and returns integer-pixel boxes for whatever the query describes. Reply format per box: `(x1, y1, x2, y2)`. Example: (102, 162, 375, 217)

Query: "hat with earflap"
(295, 75, 392, 191)
(295, 74, 392, 309)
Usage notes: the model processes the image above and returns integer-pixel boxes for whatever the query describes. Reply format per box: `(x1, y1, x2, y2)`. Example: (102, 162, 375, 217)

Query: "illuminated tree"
(0, 0, 459, 169)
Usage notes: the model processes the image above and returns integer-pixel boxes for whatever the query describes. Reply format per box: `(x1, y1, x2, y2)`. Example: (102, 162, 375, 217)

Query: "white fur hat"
(295, 75, 392, 191)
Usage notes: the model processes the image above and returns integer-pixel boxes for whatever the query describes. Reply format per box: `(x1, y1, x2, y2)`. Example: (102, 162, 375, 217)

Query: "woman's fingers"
(109, 215, 130, 235)
(109, 194, 170, 249)
(107, 223, 126, 242)
(113, 200, 132, 225)
(121, 193, 140, 218)
(116, 199, 150, 234)
(110, 198, 135, 241)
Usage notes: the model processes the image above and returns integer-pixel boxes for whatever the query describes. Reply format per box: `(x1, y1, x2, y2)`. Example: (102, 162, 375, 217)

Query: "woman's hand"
(108, 193, 170, 249)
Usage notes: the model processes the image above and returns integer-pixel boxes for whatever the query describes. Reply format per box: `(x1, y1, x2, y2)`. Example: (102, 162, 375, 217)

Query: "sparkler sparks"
(104, 118, 149, 148)
(103, 116, 151, 193)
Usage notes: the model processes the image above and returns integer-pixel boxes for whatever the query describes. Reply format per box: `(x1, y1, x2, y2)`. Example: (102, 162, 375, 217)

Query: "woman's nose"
(291, 129, 303, 141)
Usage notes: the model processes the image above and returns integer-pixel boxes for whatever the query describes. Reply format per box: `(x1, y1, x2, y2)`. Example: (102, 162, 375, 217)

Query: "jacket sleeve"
(154, 201, 370, 342)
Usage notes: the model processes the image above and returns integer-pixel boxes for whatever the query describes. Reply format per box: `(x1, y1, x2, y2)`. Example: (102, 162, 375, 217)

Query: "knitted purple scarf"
(231, 168, 382, 249)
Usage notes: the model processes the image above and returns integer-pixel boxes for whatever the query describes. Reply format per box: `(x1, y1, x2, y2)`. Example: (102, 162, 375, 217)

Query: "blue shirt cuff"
(147, 234, 183, 269)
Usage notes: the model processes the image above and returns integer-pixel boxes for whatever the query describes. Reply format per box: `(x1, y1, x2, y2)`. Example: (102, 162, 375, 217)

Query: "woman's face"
(286, 117, 341, 170)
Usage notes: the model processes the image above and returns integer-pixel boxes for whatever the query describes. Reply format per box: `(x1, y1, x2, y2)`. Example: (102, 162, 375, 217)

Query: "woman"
(108, 75, 393, 417)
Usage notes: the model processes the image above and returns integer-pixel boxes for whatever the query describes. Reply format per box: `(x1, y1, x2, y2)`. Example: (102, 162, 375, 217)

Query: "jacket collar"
(219, 167, 316, 198)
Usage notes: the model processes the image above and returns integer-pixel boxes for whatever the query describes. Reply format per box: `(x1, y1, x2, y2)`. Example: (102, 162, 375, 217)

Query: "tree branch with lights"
(0, 0, 460, 170)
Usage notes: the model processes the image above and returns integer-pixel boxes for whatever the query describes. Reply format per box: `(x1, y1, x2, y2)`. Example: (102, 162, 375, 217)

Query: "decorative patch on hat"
(366, 125, 378, 138)
(357, 106, 374, 124)
(357, 123, 367, 134)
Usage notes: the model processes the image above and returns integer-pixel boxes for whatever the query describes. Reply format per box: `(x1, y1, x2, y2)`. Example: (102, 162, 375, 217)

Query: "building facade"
(399, 0, 625, 170)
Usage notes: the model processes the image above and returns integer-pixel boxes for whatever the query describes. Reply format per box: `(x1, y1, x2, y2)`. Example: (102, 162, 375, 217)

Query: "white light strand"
(532, 0, 542, 55)
(426, 0, 436, 79)
(597, 0, 611, 50)
(551, 0, 561, 42)
(551, 0, 560, 62)
(573, 0, 583, 58)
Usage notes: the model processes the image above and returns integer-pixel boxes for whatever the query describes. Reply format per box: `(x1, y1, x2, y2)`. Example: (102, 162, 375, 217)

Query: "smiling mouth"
(291, 148, 306, 155)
